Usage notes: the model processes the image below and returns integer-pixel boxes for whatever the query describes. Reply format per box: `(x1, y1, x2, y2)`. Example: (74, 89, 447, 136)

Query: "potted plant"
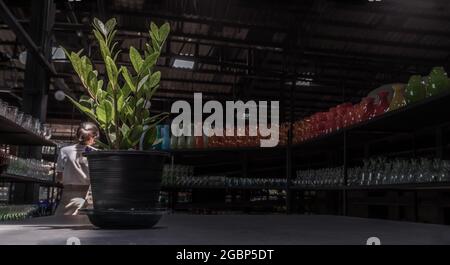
(63, 18, 170, 228)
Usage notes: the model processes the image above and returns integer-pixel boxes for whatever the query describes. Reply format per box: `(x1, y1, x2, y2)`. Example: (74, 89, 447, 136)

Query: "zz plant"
(63, 18, 170, 150)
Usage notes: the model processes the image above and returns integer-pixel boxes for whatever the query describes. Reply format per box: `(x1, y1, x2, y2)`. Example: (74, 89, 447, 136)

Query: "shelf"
(173, 200, 286, 210)
(169, 145, 286, 155)
(290, 182, 450, 191)
(163, 185, 287, 191)
(352, 89, 450, 134)
(293, 90, 450, 152)
(0, 116, 56, 146)
(0, 173, 62, 187)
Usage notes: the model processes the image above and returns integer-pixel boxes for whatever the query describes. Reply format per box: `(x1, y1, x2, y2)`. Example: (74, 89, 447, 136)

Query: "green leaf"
(66, 95, 98, 123)
(121, 66, 136, 92)
(145, 85, 159, 101)
(145, 43, 154, 54)
(150, 22, 160, 41)
(143, 112, 169, 125)
(158, 22, 170, 45)
(119, 104, 133, 124)
(105, 56, 118, 85)
(106, 81, 114, 95)
(141, 126, 157, 150)
(105, 18, 117, 35)
(141, 108, 150, 120)
(136, 98, 145, 109)
(151, 35, 161, 53)
(96, 100, 114, 125)
(87, 71, 98, 97)
(93, 18, 108, 36)
(129, 47, 143, 73)
(108, 30, 118, 47)
(97, 79, 104, 91)
(137, 74, 150, 93)
(129, 125, 144, 147)
(144, 112, 169, 128)
(96, 86, 106, 100)
(121, 83, 132, 98)
(120, 123, 130, 138)
(147, 71, 161, 88)
(79, 95, 94, 109)
(139, 52, 159, 76)
(94, 30, 110, 60)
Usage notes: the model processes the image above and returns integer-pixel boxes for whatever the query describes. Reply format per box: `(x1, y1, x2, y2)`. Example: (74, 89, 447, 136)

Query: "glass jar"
(5, 106, 18, 121)
(374, 91, 390, 116)
(388, 84, 406, 111)
(405, 75, 426, 104)
(0, 100, 8, 117)
(426, 67, 450, 97)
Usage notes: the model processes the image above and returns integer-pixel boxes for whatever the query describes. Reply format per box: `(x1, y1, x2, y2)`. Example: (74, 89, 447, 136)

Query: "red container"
(374, 91, 390, 117)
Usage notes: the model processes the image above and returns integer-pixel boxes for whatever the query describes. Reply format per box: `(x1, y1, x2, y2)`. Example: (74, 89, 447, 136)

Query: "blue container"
(161, 125, 171, 150)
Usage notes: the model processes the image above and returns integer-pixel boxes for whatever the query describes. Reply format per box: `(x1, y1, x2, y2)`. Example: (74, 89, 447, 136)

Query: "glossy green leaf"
(158, 22, 170, 45)
(129, 47, 143, 73)
(129, 125, 144, 147)
(139, 52, 159, 76)
(105, 18, 117, 35)
(93, 18, 107, 36)
(96, 99, 114, 125)
(150, 22, 160, 41)
(137, 74, 150, 93)
(121, 66, 136, 92)
(147, 71, 161, 88)
(105, 56, 118, 85)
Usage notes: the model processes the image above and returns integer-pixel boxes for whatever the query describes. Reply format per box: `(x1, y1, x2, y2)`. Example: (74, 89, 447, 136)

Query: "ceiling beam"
(0, 0, 57, 76)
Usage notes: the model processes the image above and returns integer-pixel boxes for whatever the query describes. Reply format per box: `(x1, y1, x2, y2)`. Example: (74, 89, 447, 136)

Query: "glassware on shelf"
(405, 75, 426, 104)
(15, 111, 24, 126)
(162, 164, 286, 189)
(21, 114, 33, 131)
(4, 155, 53, 182)
(426, 67, 450, 97)
(0, 99, 7, 117)
(388, 84, 406, 111)
(32, 117, 41, 136)
(0, 205, 38, 221)
(294, 167, 343, 187)
(42, 124, 52, 140)
(5, 106, 18, 121)
(350, 157, 450, 186)
(374, 91, 390, 117)
(359, 97, 375, 121)
(0, 184, 9, 202)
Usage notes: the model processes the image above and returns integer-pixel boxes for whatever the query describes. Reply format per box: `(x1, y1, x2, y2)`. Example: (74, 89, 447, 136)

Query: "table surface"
(1, 214, 450, 245)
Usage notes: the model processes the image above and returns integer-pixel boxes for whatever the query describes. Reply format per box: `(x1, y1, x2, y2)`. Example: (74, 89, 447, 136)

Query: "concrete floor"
(0, 214, 450, 245)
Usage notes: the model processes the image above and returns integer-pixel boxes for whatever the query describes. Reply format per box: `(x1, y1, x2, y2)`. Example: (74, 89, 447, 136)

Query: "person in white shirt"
(55, 122, 98, 215)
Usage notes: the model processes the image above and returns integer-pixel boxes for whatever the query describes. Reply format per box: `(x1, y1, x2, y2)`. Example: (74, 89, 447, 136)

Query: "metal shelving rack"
(164, 89, 450, 220)
(0, 115, 62, 216)
(289, 89, 450, 220)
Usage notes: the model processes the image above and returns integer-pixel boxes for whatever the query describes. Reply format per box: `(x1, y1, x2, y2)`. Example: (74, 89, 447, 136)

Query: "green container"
(405, 75, 426, 104)
(426, 67, 450, 97)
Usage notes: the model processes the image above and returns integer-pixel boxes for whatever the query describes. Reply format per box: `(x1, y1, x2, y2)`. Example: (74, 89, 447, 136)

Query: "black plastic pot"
(85, 150, 168, 228)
